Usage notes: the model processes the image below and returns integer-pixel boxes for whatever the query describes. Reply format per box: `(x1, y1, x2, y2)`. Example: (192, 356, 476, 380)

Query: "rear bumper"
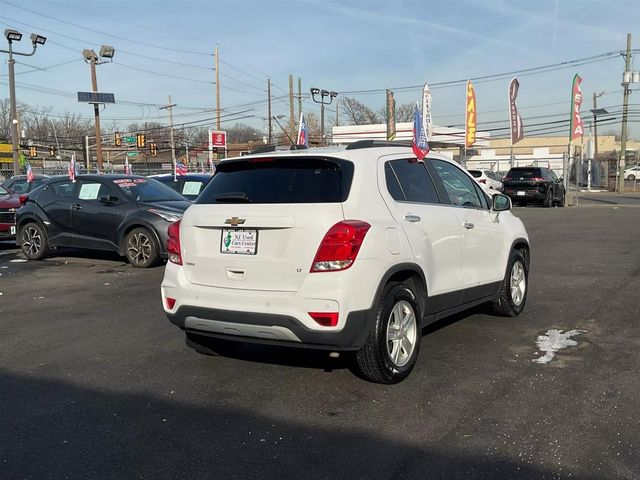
(166, 306, 371, 351)
(503, 187, 548, 202)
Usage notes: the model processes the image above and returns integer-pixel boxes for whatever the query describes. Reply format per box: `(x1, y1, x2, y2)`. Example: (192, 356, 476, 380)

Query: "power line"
(0, 0, 212, 56)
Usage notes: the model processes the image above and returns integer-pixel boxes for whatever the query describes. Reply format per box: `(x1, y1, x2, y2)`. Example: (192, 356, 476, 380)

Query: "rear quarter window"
(196, 157, 353, 204)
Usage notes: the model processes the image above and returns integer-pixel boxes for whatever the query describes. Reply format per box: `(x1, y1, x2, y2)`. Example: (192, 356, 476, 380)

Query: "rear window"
(114, 178, 186, 202)
(468, 170, 482, 178)
(196, 157, 354, 204)
(506, 168, 541, 179)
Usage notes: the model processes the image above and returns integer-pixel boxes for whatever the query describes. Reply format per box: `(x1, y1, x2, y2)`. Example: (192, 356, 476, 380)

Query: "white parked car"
(623, 165, 640, 181)
(161, 141, 530, 383)
(468, 169, 503, 191)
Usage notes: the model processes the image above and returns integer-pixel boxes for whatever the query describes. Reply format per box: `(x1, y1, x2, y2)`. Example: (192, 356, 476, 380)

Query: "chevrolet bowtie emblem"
(225, 217, 246, 227)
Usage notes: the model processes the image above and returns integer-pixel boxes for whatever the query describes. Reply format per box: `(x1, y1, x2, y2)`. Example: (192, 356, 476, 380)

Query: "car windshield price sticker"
(182, 181, 202, 196)
(221, 229, 257, 255)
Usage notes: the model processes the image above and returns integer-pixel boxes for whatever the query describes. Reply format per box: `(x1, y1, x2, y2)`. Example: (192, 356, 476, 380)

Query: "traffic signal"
(136, 133, 146, 148)
(49, 146, 55, 156)
(114, 132, 122, 147)
(149, 142, 158, 156)
(29, 146, 37, 157)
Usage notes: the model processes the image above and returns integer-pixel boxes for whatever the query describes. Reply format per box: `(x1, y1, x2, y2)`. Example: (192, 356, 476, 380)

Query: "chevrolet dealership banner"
(422, 83, 433, 139)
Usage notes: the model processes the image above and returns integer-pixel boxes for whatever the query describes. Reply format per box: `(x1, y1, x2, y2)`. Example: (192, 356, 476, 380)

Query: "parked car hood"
(0, 191, 21, 209)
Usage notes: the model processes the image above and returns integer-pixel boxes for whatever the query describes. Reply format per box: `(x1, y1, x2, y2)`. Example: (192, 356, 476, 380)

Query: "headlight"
(148, 209, 182, 222)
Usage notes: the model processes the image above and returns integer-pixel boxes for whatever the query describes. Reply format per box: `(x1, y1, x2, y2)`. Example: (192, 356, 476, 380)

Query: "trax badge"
(225, 217, 246, 227)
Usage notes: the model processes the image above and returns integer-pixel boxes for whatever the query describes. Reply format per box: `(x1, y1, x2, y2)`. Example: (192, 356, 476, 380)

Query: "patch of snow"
(9, 259, 27, 263)
(533, 329, 586, 364)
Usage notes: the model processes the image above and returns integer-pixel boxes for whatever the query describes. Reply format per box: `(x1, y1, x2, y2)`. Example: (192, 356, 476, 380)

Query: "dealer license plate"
(10, 226, 16, 235)
(220, 229, 257, 255)
(516, 191, 526, 196)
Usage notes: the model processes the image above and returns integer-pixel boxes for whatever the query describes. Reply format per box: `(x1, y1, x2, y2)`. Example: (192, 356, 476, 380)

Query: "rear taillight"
(167, 220, 182, 265)
(165, 297, 176, 310)
(531, 177, 544, 182)
(310, 220, 371, 272)
(19, 194, 28, 205)
(308, 312, 339, 327)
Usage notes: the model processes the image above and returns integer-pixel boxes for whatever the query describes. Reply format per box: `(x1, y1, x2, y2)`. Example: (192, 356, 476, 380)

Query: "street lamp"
(310, 87, 337, 146)
(83, 45, 115, 171)
(1, 28, 47, 175)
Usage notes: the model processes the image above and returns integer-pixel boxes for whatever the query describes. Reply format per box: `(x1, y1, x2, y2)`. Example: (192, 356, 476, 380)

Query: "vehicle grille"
(0, 210, 16, 224)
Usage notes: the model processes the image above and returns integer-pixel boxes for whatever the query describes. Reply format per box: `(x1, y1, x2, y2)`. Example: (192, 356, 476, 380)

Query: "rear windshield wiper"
(215, 192, 252, 203)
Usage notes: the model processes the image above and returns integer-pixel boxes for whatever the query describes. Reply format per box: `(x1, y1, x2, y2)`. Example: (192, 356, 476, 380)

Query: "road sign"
(127, 151, 138, 157)
(124, 136, 136, 144)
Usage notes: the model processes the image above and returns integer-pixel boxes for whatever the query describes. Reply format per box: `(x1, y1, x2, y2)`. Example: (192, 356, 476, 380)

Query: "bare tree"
(226, 123, 262, 143)
(377, 103, 415, 123)
(340, 97, 380, 125)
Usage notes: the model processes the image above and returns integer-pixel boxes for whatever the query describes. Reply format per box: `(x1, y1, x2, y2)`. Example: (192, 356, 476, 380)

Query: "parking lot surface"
(1, 204, 639, 479)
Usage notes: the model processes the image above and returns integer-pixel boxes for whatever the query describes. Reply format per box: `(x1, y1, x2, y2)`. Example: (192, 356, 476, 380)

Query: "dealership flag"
(465, 80, 477, 148)
(26, 163, 35, 183)
(68, 152, 77, 182)
(175, 161, 188, 176)
(570, 74, 584, 142)
(296, 112, 308, 146)
(412, 102, 429, 161)
(508, 77, 524, 145)
(422, 83, 433, 139)
(124, 157, 132, 175)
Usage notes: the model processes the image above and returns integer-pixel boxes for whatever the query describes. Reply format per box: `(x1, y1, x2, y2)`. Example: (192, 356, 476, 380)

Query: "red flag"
(570, 74, 584, 142)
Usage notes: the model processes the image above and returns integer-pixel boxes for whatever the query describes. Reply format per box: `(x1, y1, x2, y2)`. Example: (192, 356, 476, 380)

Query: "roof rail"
(248, 145, 278, 154)
(345, 140, 412, 150)
(290, 144, 308, 150)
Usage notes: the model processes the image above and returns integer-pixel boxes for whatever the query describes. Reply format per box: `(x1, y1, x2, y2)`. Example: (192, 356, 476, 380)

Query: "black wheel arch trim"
(118, 222, 163, 256)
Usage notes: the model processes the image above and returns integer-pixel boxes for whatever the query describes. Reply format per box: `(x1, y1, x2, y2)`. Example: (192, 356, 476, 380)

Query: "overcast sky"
(1, 0, 640, 138)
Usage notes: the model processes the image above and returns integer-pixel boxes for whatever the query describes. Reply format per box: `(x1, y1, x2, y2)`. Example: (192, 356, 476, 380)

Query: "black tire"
(628, 174, 636, 181)
(125, 227, 160, 268)
(490, 249, 528, 317)
(556, 189, 565, 207)
(185, 332, 239, 356)
(19, 222, 49, 260)
(355, 283, 422, 384)
(543, 188, 553, 208)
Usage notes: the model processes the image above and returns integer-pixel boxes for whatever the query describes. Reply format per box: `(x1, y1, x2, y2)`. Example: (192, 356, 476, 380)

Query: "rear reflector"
(310, 220, 371, 272)
(167, 220, 182, 265)
(165, 297, 176, 310)
(308, 312, 339, 327)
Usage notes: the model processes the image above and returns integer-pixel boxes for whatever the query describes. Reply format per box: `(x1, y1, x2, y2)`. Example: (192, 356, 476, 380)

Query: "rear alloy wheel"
(20, 222, 49, 260)
(356, 283, 421, 384)
(629, 174, 636, 181)
(125, 227, 160, 268)
(490, 249, 528, 317)
(543, 188, 553, 208)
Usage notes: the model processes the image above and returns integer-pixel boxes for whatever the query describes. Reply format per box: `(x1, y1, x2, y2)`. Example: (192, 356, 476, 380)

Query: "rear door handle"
(73, 204, 82, 210)
(404, 214, 421, 223)
(463, 221, 475, 229)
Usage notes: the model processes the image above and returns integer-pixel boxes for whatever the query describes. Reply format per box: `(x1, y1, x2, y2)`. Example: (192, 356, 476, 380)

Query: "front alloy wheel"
(510, 260, 526, 307)
(125, 227, 160, 268)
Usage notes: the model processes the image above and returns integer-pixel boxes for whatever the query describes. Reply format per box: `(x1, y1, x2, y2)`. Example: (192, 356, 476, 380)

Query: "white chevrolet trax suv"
(161, 141, 530, 384)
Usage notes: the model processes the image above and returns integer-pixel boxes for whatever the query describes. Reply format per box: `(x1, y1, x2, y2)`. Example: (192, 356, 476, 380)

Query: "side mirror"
(492, 193, 511, 212)
(99, 194, 119, 204)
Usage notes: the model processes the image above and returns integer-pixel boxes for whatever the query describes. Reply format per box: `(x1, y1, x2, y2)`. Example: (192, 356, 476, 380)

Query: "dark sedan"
(16, 175, 190, 267)
(2, 174, 51, 194)
(502, 167, 565, 207)
(150, 173, 212, 201)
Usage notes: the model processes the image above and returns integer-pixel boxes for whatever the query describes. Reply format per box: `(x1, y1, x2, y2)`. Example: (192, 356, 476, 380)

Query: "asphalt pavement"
(1, 201, 639, 479)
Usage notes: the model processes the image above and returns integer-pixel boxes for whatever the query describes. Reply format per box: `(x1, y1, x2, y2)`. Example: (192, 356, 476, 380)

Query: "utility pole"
(1, 30, 46, 175)
(297, 77, 302, 119)
(289, 74, 295, 135)
(160, 96, 177, 167)
(215, 46, 220, 131)
(267, 78, 272, 144)
(335, 101, 339, 127)
(619, 33, 632, 193)
(88, 55, 104, 171)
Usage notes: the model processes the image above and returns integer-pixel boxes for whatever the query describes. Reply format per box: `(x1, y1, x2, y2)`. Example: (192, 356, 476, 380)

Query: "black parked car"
(2, 174, 51, 194)
(502, 167, 565, 207)
(149, 173, 212, 201)
(16, 175, 191, 267)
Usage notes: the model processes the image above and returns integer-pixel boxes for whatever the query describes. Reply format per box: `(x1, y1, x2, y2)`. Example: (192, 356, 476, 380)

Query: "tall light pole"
(1, 29, 46, 175)
(619, 33, 632, 193)
(160, 96, 177, 167)
(82, 45, 114, 172)
(310, 88, 337, 146)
